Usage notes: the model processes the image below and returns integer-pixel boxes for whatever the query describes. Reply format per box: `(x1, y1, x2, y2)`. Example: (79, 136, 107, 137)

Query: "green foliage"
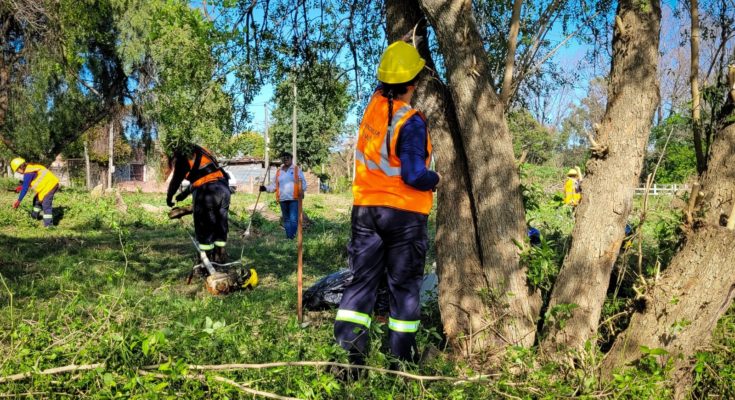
(227, 131, 265, 158)
(269, 63, 351, 169)
(508, 109, 556, 164)
(114, 0, 235, 154)
(643, 113, 697, 183)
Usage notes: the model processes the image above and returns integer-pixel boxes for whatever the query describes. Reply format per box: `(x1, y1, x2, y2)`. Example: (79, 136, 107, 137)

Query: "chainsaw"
(170, 206, 257, 295)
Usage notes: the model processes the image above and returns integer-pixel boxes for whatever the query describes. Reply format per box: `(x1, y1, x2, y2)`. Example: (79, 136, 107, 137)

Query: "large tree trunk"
(542, 0, 661, 353)
(602, 76, 735, 397)
(386, 0, 488, 358)
(418, 0, 541, 350)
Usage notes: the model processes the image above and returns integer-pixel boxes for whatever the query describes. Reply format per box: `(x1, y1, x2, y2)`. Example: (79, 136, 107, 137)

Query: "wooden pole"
(84, 141, 91, 189)
(107, 123, 114, 189)
(264, 104, 270, 184)
(292, 78, 303, 324)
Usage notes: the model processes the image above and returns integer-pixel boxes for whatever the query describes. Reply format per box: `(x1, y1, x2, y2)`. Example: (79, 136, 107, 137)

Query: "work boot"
(213, 247, 228, 264)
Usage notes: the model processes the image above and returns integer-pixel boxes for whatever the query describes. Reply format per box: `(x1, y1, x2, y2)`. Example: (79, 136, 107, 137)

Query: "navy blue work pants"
(192, 179, 230, 248)
(334, 206, 428, 363)
(280, 200, 299, 239)
(31, 185, 58, 227)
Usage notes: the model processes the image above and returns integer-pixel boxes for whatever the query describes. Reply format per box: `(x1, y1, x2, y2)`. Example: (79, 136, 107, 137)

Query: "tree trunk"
(386, 0, 488, 358)
(690, 0, 706, 174)
(419, 0, 541, 350)
(542, 0, 661, 353)
(602, 91, 735, 396)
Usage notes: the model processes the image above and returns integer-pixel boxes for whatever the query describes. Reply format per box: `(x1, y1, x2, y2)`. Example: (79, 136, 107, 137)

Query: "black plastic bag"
(303, 270, 389, 313)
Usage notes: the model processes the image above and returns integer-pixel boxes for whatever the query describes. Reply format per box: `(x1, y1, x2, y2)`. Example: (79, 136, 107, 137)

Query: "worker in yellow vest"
(333, 41, 440, 372)
(260, 152, 307, 239)
(563, 167, 582, 206)
(10, 157, 60, 227)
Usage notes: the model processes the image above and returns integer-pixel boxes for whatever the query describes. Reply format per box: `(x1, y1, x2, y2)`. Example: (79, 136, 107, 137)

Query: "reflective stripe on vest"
(187, 147, 224, 187)
(25, 164, 59, 202)
(274, 166, 301, 202)
(335, 309, 371, 328)
(353, 91, 434, 215)
(388, 317, 420, 333)
(353, 105, 409, 177)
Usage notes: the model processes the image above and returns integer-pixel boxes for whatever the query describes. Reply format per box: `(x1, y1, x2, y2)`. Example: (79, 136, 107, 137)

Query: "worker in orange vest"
(10, 157, 60, 227)
(166, 144, 231, 264)
(260, 152, 307, 239)
(334, 41, 440, 372)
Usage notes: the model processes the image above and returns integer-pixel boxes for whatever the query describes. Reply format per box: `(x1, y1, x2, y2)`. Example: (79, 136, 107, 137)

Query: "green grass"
(0, 169, 733, 399)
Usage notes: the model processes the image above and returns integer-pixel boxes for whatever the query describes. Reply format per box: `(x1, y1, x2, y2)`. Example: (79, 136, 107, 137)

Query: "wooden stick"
(685, 182, 701, 225)
(295, 165, 304, 324)
(141, 361, 494, 383)
(0, 363, 103, 384)
(139, 370, 298, 400)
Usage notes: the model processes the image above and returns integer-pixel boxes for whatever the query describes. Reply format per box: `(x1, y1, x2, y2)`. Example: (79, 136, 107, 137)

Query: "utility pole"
(292, 76, 304, 324)
(84, 140, 91, 189)
(292, 80, 298, 165)
(264, 103, 270, 184)
(107, 122, 114, 189)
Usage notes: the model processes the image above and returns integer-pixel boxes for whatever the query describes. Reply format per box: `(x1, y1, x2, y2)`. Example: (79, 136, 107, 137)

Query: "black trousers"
(334, 206, 428, 363)
(192, 179, 230, 248)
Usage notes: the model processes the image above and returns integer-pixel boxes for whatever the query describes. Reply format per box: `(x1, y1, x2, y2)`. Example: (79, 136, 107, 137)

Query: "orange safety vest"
(186, 146, 224, 188)
(25, 164, 59, 201)
(275, 165, 302, 201)
(353, 91, 433, 215)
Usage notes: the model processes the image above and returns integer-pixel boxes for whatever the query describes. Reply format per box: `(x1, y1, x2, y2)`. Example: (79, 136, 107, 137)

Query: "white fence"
(634, 183, 689, 196)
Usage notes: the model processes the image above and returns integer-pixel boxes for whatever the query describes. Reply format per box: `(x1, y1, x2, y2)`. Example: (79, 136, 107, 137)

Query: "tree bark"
(542, 0, 661, 353)
(690, 0, 706, 174)
(500, 0, 523, 106)
(419, 0, 541, 350)
(602, 90, 735, 396)
(386, 0, 488, 358)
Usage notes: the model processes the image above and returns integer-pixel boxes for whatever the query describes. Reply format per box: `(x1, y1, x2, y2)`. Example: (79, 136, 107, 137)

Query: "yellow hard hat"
(377, 41, 426, 84)
(10, 157, 25, 172)
(566, 169, 579, 177)
(243, 268, 258, 289)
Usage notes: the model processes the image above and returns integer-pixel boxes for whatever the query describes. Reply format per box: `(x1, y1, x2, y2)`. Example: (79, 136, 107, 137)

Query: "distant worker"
(333, 41, 440, 372)
(166, 144, 230, 264)
(260, 152, 307, 240)
(10, 158, 60, 227)
(563, 167, 582, 206)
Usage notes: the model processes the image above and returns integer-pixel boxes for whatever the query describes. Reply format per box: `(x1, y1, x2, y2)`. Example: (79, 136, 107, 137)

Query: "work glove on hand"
(166, 197, 175, 207)
(175, 191, 189, 202)
(259, 185, 267, 192)
(12, 200, 20, 209)
(14, 185, 22, 193)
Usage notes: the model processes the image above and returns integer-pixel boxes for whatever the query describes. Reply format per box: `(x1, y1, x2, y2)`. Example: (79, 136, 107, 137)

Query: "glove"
(12, 200, 20, 209)
(175, 191, 189, 202)
(14, 185, 22, 193)
(166, 197, 175, 207)
(259, 185, 267, 192)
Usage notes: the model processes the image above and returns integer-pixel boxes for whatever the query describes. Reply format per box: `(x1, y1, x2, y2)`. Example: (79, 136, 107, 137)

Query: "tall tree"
(602, 67, 735, 397)
(542, 0, 662, 353)
(418, 0, 542, 350)
(269, 62, 351, 169)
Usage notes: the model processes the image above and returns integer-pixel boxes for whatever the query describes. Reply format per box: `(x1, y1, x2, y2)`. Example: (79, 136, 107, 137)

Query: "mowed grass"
(0, 187, 478, 399)
(0, 171, 733, 399)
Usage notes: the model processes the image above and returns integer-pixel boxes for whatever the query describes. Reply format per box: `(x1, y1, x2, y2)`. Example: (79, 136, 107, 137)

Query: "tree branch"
(500, 0, 523, 106)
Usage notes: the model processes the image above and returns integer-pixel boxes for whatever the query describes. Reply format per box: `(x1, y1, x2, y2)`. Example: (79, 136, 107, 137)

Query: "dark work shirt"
(397, 113, 439, 191)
